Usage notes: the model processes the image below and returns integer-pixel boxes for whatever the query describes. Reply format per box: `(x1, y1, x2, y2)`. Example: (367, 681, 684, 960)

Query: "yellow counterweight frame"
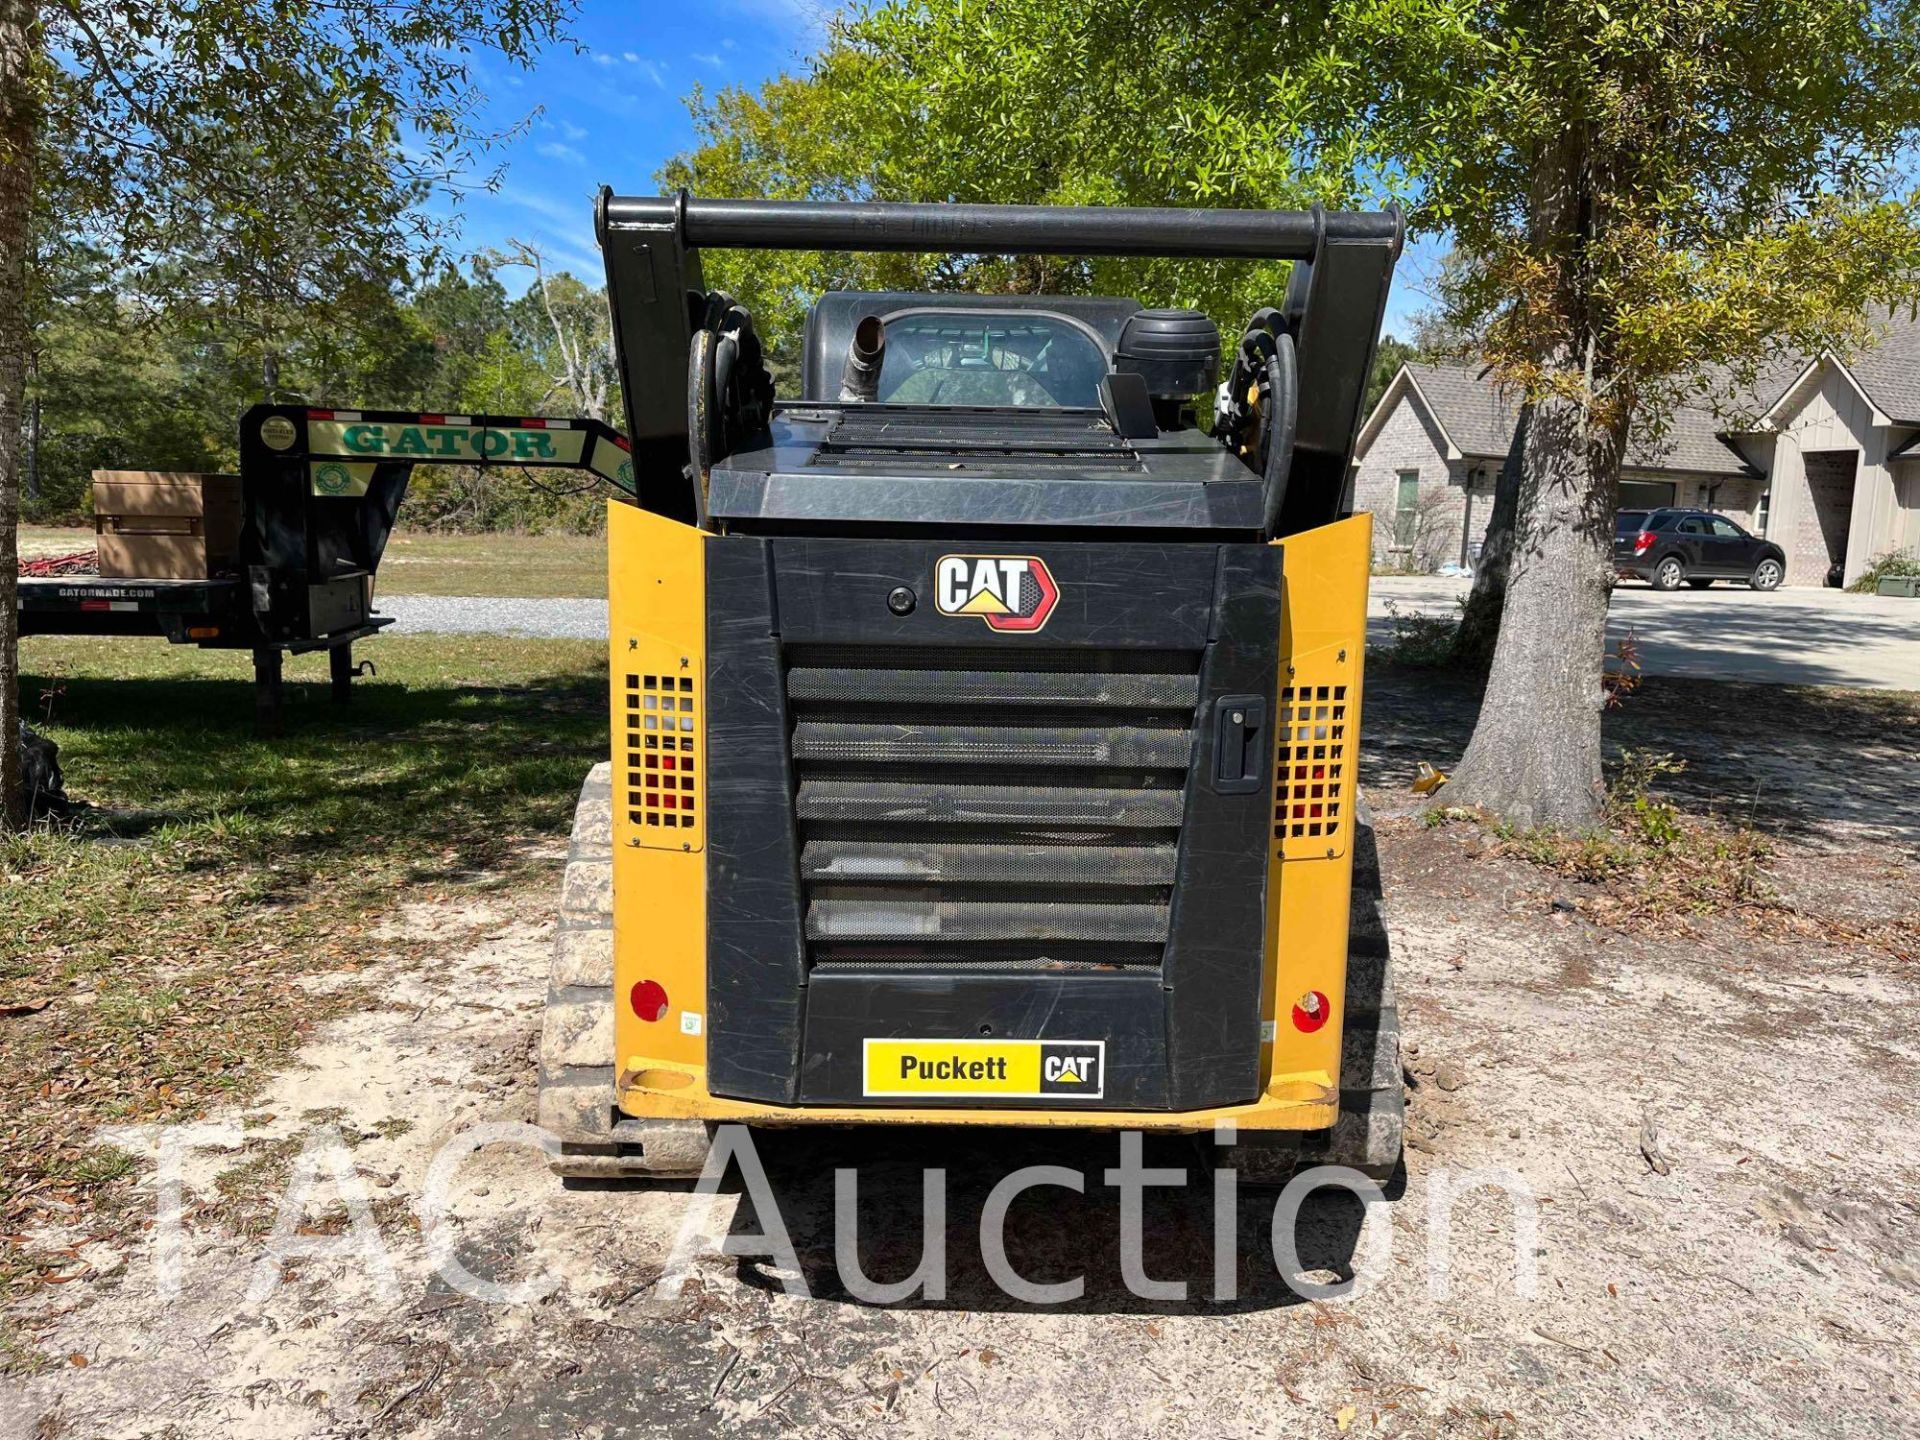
(606, 500, 1371, 1132)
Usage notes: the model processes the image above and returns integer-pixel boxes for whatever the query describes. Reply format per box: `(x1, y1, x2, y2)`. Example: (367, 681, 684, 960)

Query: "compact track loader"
(537, 194, 1405, 1182)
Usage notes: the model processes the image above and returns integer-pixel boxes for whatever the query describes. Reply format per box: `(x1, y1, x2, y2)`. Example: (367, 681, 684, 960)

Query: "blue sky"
(439, 0, 1435, 334)
(431, 0, 830, 280)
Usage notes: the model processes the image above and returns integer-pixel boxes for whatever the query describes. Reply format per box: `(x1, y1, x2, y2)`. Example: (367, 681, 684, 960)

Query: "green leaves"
(42, 0, 578, 358)
(1260, 0, 1920, 425)
(658, 0, 1325, 343)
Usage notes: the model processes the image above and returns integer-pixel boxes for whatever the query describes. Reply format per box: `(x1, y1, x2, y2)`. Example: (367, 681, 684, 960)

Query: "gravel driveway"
(379, 594, 609, 641)
(10, 755, 1915, 1438)
(378, 581, 1917, 690)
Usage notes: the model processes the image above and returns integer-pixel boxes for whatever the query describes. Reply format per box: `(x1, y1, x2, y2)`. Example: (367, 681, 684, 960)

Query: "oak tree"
(1271, 0, 1920, 825)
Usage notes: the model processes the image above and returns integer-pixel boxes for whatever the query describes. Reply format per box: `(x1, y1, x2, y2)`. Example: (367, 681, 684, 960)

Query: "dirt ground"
(4, 668, 1917, 1439)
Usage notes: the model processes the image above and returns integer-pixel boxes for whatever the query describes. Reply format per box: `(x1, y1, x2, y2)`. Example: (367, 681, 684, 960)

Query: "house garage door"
(1619, 479, 1677, 509)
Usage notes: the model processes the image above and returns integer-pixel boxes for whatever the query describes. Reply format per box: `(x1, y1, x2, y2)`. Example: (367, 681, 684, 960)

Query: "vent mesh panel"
(622, 670, 700, 848)
(1274, 681, 1347, 858)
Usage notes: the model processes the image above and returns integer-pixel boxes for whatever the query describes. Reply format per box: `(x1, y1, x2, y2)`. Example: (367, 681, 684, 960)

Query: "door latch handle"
(1212, 694, 1268, 795)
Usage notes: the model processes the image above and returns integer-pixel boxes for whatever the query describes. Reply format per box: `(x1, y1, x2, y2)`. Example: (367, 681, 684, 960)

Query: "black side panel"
(705, 538, 808, 1102)
(1163, 545, 1281, 1109)
(800, 973, 1169, 1108)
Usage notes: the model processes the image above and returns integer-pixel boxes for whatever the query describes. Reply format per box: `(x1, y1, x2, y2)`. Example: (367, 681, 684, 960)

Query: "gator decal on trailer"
(307, 418, 591, 467)
(309, 461, 375, 497)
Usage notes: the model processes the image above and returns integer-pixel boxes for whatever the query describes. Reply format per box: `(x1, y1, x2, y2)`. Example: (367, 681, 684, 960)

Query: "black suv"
(1615, 507, 1786, 591)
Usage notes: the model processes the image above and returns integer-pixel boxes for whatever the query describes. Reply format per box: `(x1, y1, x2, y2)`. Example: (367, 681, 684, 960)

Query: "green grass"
(1426, 750, 1774, 923)
(3, 634, 608, 1324)
(17, 523, 93, 560)
(372, 530, 606, 598)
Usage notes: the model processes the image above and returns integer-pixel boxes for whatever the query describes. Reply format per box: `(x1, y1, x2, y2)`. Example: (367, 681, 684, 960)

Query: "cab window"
(876, 312, 1108, 408)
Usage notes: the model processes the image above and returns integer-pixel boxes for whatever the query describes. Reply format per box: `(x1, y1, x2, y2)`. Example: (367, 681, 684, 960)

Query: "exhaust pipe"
(839, 314, 886, 402)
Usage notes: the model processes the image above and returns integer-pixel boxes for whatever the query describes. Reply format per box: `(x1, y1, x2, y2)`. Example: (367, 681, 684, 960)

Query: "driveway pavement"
(1371, 575, 1918, 689)
(377, 579, 1916, 690)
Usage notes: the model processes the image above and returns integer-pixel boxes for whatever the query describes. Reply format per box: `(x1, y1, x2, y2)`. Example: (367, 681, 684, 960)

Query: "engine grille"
(784, 646, 1200, 974)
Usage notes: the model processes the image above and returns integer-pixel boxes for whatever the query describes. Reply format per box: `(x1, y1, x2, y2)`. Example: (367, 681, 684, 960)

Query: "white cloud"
(692, 50, 723, 67)
(583, 48, 669, 90)
(540, 241, 608, 279)
(559, 119, 588, 141)
(486, 188, 606, 277)
(536, 142, 585, 165)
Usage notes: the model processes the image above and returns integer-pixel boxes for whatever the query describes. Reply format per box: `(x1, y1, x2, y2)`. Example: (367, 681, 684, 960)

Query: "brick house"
(1347, 317, 1920, 584)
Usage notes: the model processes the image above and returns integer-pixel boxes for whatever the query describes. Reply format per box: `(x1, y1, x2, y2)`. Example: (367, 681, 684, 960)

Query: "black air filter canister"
(1115, 308, 1222, 397)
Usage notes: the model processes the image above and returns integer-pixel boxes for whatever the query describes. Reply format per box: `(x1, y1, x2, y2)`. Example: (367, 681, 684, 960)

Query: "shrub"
(1377, 598, 1461, 665)
(1430, 748, 1773, 920)
(1846, 548, 1920, 593)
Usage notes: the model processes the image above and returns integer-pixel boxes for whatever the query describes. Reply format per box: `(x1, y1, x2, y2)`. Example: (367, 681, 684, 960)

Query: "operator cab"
(803, 293, 1132, 406)
(707, 291, 1286, 535)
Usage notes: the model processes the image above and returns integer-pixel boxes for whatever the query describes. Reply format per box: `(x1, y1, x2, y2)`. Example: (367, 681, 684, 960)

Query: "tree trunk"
(0, 0, 35, 829)
(1451, 400, 1532, 667)
(1440, 388, 1621, 830)
(23, 391, 36, 503)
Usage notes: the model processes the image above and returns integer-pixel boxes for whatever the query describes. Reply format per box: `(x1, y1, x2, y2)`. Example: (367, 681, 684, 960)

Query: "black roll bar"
(598, 194, 1403, 261)
(596, 190, 1402, 531)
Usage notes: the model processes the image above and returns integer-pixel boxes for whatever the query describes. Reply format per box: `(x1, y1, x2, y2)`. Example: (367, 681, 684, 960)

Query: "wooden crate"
(92, 471, 242, 580)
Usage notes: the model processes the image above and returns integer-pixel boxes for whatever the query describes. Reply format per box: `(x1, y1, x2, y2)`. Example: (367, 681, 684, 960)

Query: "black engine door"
(702, 535, 1279, 1111)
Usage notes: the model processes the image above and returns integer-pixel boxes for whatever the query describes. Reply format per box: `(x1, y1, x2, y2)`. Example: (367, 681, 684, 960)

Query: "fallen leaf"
(1, 998, 52, 1017)
(68, 1353, 88, 1368)
(1336, 1404, 1357, 1432)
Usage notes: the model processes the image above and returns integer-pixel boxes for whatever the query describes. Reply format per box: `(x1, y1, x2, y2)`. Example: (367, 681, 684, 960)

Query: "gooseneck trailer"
(18, 407, 636, 727)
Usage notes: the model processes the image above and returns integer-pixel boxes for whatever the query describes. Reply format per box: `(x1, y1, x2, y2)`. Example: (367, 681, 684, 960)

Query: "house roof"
(1839, 307, 1920, 423)
(1377, 362, 1754, 477)
(1357, 307, 1920, 477)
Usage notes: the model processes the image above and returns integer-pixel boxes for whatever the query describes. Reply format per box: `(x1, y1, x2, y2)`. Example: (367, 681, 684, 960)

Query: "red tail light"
(1633, 532, 1655, 555)
(630, 980, 669, 1022)
(1291, 990, 1331, 1033)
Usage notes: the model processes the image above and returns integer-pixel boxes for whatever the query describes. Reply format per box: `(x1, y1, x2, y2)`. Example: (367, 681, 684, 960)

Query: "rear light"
(186, 626, 219, 639)
(629, 980, 669, 1022)
(1291, 990, 1330, 1033)
(1633, 532, 1655, 555)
